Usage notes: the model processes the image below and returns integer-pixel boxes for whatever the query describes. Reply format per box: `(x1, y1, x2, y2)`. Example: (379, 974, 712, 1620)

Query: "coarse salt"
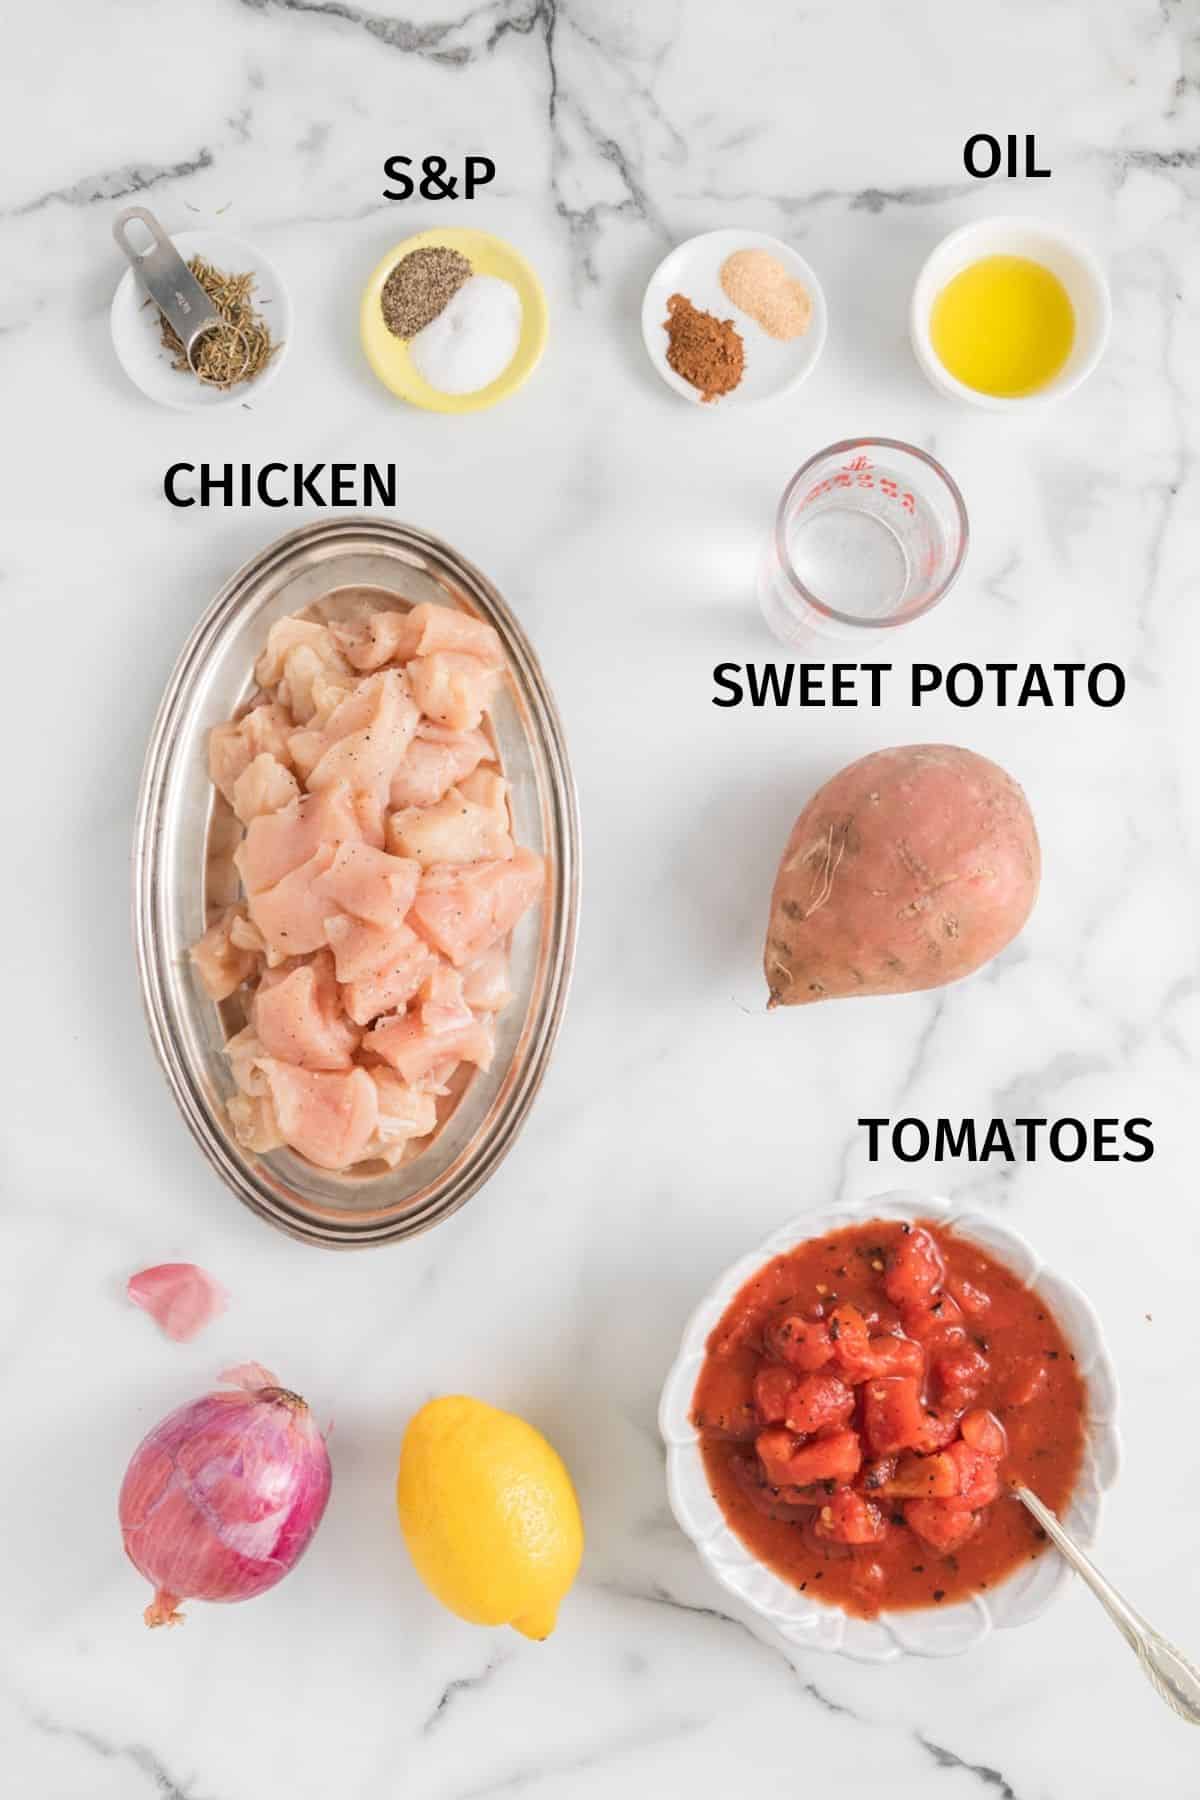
(409, 274, 523, 396)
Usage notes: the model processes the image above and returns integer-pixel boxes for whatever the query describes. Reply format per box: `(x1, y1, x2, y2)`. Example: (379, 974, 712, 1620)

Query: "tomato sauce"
(691, 1219, 1086, 1617)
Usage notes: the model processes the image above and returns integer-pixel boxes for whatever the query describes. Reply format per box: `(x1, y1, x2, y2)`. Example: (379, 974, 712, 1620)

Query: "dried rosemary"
(158, 256, 280, 390)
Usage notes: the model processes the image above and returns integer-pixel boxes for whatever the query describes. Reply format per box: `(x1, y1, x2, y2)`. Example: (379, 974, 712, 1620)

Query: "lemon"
(397, 1395, 583, 1639)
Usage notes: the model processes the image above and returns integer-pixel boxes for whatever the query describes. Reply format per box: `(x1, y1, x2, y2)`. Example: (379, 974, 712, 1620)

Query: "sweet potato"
(763, 745, 1039, 1006)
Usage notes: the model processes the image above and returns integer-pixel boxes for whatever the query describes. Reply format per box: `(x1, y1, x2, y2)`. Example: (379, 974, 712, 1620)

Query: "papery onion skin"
(118, 1366, 332, 1628)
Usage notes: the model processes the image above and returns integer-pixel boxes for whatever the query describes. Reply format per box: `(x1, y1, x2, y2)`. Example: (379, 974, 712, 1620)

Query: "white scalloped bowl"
(659, 1191, 1121, 1662)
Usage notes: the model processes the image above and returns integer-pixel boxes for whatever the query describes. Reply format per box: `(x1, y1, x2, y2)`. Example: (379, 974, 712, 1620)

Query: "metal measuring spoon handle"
(1014, 1483, 1200, 1724)
(112, 205, 251, 385)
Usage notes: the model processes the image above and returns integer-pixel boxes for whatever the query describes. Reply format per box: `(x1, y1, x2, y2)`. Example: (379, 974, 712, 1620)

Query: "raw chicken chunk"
(254, 951, 361, 1070)
(407, 605, 503, 667)
(362, 1069, 439, 1166)
(388, 725, 491, 810)
(232, 753, 300, 825)
(387, 785, 513, 866)
(462, 946, 513, 1013)
(312, 841, 420, 929)
(225, 1025, 272, 1096)
(191, 906, 260, 1000)
(256, 619, 352, 724)
(408, 651, 500, 732)
(224, 1030, 289, 1152)
(366, 1009, 494, 1086)
(260, 1061, 379, 1169)
(208, 702, 294, 805)
(340, 930, 438, 1026)
(333, 602, 503, 673)
(308, 667, 360, 728)
(325, 912, 423, 985)
(409, 848, 545, 967)
(457, 768, 509, 814)
(247, 843, 338, 960)
(330, 610, 416, 671)
(235, 783, 364, 895)
(419, 963, 474, 1032)
(291, 671, 419, 805)
(229, 913, 266, 955)
(256, 618, 341, 688)
(227, 1091, 286, 1152)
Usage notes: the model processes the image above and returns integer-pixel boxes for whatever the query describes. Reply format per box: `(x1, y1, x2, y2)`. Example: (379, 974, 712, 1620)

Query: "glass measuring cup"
(758, 438, 968, 646)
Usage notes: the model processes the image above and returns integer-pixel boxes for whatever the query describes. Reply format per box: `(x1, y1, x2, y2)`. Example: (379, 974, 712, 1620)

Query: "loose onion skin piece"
(126, 1263, 228, 1342)
(118, 1364, 332, 1627)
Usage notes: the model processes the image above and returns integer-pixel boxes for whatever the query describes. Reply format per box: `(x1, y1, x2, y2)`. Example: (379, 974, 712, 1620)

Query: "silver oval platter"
(134, 518, 579, 1247)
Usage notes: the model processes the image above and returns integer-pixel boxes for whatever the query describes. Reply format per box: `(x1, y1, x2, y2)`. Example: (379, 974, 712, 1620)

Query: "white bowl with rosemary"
(110, 229, 291, 411)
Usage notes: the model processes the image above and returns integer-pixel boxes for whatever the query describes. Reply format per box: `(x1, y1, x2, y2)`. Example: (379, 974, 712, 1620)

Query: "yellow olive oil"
(930, 254, 1075, 397)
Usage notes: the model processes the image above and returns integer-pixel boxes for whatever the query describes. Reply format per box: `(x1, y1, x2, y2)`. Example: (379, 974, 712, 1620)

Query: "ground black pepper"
(381, 246, 472, 339)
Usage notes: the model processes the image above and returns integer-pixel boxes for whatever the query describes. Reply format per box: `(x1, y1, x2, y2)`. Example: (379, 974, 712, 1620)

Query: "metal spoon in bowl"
(112, 205, 250, 384)
(1015, 1484, 1200, 1723)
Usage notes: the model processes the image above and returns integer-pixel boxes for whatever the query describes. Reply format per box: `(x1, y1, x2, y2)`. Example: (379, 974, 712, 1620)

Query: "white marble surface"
(3, 1, 1199, 1794)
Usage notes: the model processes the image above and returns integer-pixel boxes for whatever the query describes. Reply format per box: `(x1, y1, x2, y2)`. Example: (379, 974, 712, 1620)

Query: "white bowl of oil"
(910, 217, 1110, 411)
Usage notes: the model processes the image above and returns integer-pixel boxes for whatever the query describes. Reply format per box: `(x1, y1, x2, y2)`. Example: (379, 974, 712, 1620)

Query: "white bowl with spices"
(641, 228, 827, 407)
(110, 228, 291, 412)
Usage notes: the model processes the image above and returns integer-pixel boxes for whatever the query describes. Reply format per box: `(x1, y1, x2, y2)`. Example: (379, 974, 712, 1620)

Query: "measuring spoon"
(112, 205, 249, 383)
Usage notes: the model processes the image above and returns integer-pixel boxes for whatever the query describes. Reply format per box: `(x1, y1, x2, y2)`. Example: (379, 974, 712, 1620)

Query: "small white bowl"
(659, 1190, 1121, 1663)
(641, 228, 827, 408)
(910, 216, 1110, 410)
(110, 229, 291, 412)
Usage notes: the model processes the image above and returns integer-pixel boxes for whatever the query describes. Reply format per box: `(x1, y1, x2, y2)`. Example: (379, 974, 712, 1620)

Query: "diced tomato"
(947, 1274, 992, 1318)
(961, 1408, 1007, 1458)
(799, 1515, 851, 1561)
(814, 1487, 887, 1546)
(753, 1365, 799, 1425)
(766, 1313, 834, 1372)
(839, 1334, 926, 1382)
(691, 1359, 758, 1440)
(728, 1452, 817, 1522)
(784, 1372, 855, 1434)
(901, 1293, 965, 1349)
(828, 1303, 871, 1370)
(934, 1344, 989, 1408)
(883, 1225, 945, 1309)
(860, 1454, 897, 1493)
(904, 1498, 983, 1554)
(946, 1439, 1000, 1508)
(756, 1425, 862, 1488)
(862, 1376, 933, 1455)
(878, 1450, 959, 1499)
(1000, 1356, 1049, 1407)
(919, 1409, 962, 1451)
(756, 1425, 802, 1480)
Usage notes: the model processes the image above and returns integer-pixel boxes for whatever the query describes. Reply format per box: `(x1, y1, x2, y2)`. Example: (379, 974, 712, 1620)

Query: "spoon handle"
(1015, 1484, 1200, 1725)
(112, 207, 221, 355)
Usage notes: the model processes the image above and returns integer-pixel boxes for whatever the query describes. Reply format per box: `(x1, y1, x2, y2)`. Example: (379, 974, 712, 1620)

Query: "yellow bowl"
(360, 228, 548, 413)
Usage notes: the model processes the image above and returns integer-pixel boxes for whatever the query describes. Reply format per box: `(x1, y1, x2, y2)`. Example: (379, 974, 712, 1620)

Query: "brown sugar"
(662, 293, 745, 403)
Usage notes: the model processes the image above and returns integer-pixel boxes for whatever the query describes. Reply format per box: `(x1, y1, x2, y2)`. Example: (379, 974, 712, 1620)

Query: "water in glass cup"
(759, 440, 968, 646)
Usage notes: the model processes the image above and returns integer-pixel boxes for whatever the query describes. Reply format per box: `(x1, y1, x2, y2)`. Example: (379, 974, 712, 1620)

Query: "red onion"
(119, 1363, 332, 1628)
